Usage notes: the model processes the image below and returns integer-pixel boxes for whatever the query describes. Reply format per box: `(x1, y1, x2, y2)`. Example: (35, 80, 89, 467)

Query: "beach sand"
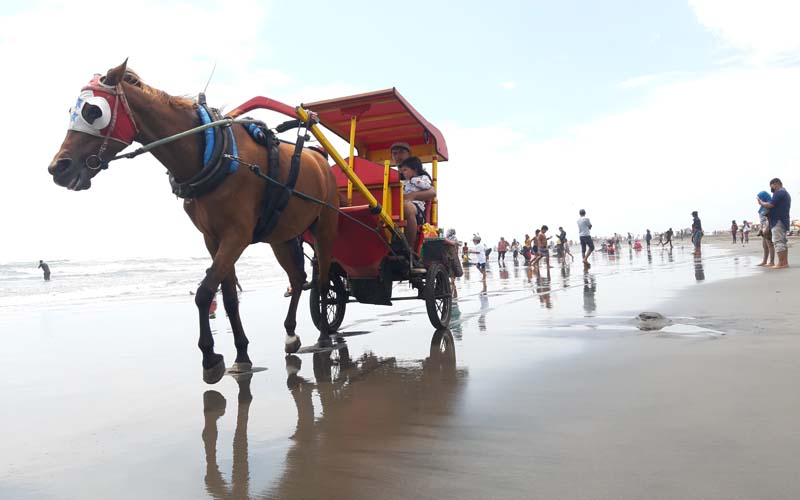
(2, 238, 799, 500)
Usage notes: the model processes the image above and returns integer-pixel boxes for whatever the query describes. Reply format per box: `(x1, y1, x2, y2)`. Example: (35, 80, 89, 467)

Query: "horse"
(47, 60, 339, 384)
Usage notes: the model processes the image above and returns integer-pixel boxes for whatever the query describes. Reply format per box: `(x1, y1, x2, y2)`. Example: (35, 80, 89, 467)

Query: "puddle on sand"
(657, 323, 725, 337)
(550, 321, 725, 338)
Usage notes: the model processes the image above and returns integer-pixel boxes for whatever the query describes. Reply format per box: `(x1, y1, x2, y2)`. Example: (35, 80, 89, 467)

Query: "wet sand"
(2, 239, 800, 499)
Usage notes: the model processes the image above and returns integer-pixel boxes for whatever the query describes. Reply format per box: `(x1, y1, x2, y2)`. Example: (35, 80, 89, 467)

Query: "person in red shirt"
(497, 237, 510, 266)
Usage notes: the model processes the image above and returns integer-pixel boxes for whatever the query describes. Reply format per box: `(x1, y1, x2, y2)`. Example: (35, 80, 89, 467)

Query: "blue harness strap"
(169, 97, 238, 198)
(197, 105, 215, 167)
(197, 104, 238, 173)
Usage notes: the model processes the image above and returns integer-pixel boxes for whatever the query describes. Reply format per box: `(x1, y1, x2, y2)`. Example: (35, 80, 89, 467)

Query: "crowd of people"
(452, 178, 793, 286)
(456, 207, 705, 274)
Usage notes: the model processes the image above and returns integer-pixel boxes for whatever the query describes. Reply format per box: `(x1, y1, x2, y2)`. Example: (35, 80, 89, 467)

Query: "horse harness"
(242, 118, 318, 243)
(169, 94, 239, 200)
(85, 83, 317, 244)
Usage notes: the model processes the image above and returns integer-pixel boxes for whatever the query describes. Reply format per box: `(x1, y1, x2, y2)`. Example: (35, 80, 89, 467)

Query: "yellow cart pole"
(432, 156, 438, 228)
(296, 106, 398, 233)
(347, 116, 356, 206)
(382, 160, 390, 212)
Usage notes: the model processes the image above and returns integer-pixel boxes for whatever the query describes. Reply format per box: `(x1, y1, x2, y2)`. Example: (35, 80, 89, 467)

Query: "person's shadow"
(201, 373, 253, 500)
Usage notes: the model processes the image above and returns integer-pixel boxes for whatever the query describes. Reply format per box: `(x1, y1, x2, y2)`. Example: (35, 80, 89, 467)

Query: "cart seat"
(332, 157, 403, 219)
(331, 157, 435, 234)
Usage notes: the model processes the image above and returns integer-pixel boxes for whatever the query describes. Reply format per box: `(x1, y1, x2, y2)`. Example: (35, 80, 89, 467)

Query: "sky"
(2, 0, 800, 261)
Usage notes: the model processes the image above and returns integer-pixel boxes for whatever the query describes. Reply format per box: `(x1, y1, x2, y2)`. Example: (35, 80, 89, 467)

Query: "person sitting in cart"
(390, 141, 412, 167)
(398, 156, 435, 251)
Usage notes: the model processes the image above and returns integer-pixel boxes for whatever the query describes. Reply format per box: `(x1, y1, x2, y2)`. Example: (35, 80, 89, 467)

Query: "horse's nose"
(48, 157, 72, 176)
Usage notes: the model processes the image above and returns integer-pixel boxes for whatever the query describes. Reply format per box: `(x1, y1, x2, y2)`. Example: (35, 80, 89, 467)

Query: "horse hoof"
(203, 356, 226, 385)
(229, 362, 253, 374)
(285, 334, 301, 354)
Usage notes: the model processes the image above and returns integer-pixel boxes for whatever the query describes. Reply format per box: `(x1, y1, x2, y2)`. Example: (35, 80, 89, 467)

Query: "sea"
(0, 254, 288, 313)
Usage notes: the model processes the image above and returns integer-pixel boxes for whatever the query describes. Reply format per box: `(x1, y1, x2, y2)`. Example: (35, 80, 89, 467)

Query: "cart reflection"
(201, 329, 467, 499)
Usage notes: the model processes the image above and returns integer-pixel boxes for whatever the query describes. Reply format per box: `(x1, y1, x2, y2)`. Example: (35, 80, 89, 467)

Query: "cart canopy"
(304, 88, 448, 164)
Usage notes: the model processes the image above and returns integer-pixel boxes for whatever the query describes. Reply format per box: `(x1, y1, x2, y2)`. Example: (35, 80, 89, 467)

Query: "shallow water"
(0, 243, 773, 500)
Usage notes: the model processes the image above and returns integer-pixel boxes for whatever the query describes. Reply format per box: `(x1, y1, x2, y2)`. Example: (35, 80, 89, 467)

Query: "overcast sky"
(2, 0, 799, 262)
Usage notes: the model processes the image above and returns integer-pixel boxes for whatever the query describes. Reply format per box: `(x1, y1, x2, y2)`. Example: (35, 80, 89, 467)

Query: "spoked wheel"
(424, 263, 452, 329)
(310, 269, 347, 333)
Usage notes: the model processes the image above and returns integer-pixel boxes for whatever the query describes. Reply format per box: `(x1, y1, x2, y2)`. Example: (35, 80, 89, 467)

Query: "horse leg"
(272, 239, 307, 353)
(222, 267, 251, 373)
(196, 236, 249, 384)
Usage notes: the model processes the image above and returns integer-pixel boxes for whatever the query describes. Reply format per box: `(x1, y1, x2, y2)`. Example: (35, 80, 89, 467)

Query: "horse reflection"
(270, 329, 466, 499)
(202, 373, 253, 499)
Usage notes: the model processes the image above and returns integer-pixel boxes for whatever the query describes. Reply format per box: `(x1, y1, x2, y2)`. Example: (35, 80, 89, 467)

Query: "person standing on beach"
(645, 230, 652, 249)
(532, 225, 551, 271)
(691, 211, 703, 256)
(497, 237, 509, 266)
(511, 239, 520, 265)
(662, 228, 674, 249)
(577, 209, 594, 266)
(37, 260, 50, 281)
(742, 220, 751, 245)
(445, 229, 460, 296)
(757, 191, 775, 267)
(627, 232, 633, 248)
(731, 220, 738, 244)
(523, 233, 532, 265)
(531, 229, 541, 266)
(559, 227, 575, 261)
(758, 177, 791, 268)
(470, 235, 487, 282)
(556, 227, 567, 259)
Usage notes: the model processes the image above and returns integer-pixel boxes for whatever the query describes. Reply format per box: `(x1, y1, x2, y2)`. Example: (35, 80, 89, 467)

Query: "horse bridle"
(70, 75, 139, 170)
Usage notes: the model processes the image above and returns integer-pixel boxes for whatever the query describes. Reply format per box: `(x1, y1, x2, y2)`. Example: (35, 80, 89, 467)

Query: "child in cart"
(398, 157, 435, 253)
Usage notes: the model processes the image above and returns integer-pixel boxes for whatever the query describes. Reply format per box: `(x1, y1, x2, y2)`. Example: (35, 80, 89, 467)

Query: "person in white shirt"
(577, 209, 594, 265)
(470, 235, 487, 281)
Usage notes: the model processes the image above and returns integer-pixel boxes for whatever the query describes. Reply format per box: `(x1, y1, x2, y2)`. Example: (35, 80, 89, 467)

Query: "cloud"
(500, 81, 517, 90)
(0, 0, 275, 261)
(689, 0, 800, 63)
(437, 66, 800, 243)
(617, 73, 663, 89)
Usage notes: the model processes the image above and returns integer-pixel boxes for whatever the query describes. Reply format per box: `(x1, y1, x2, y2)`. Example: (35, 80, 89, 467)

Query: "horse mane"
(122, 69, 196, 111)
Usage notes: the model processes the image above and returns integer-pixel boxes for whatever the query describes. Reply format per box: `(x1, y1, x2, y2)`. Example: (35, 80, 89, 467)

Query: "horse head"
(48, 59, 138, 190)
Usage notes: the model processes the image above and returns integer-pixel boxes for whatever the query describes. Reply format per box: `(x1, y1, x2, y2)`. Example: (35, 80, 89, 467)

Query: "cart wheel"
(310, 270, 347, 332)
(424, 263, 452, 329)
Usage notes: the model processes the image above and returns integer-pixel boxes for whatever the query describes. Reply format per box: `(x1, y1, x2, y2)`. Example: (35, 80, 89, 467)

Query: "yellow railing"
(296, 105, 398, 234)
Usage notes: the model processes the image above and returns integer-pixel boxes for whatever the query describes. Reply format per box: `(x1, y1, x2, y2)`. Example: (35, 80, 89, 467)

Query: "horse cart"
(48, 61, 460, 383)
(229, 89, 463, 332)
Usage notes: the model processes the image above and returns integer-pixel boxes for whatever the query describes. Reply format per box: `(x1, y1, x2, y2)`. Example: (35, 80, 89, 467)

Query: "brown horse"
(47, 60, 339, 384)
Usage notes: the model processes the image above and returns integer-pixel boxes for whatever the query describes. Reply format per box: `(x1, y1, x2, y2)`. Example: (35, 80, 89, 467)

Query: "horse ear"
(104, 58, 129, 86)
